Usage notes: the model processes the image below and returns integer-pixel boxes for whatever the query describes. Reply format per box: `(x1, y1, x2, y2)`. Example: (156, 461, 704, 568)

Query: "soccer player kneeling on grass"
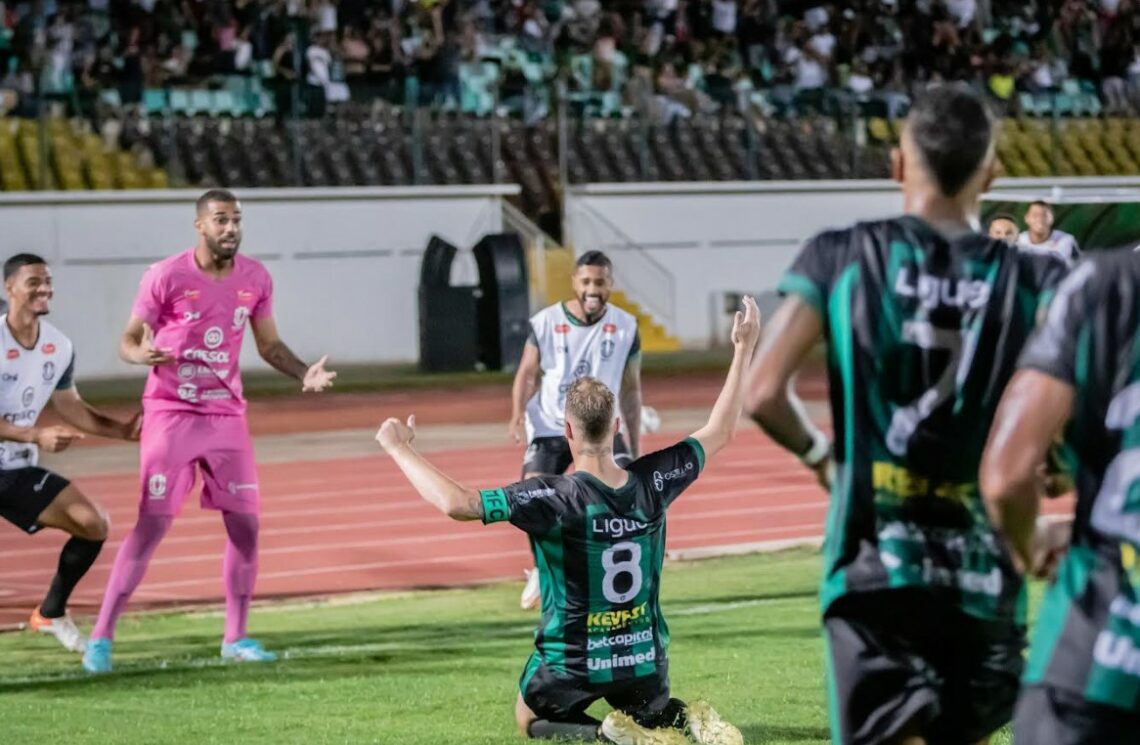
(376, 297, 762, 745)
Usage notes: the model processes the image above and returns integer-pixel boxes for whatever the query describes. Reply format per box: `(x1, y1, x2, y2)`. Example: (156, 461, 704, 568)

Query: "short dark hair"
(987, 213, 1019, 228)
(196, 188, 239, 214)
(575, 250, 612, 272)
(565, 377, 615, 443)
(1027, 200, 1052, 213)
(907, 83, 994, 198)
(4, 253, 47, 281)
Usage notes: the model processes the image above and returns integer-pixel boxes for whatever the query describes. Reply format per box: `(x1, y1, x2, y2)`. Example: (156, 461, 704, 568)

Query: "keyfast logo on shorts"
(148, 474, 167, 499)
(652, 462, 694, 491)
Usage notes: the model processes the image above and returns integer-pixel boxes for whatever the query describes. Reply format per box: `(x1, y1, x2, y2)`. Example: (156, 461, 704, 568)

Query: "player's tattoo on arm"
(259, 339, 308, 380)
(577, 445, 613, 458)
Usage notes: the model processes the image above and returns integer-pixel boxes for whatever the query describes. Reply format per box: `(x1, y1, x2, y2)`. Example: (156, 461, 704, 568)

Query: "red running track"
(0, 428, 1073, 630)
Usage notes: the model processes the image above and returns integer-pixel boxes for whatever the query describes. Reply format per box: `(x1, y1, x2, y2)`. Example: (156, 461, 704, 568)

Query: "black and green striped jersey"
(1018, 252, 1140, 711)
(480, 438, 705, 684)
(780, 215, 1068, 623)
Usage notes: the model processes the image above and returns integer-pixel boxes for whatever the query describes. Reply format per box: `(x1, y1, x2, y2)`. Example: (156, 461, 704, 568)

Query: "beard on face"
(207, 233, 240, 261)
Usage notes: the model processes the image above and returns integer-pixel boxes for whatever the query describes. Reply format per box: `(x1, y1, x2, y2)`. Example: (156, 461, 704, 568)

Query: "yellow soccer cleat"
(601, 711, 690, 745)
(686, 700, 744, 745)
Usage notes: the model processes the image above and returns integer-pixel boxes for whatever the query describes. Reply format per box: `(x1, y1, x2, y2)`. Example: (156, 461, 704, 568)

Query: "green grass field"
(0, 550, 1035, 744)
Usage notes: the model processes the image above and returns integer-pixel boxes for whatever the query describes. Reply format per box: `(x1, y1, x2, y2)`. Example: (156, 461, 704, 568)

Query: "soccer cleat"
(601, 711, 689, 745)
(29, 607, 87, 653)
(520, 568, 541, 610)
(221, 638, 278, 663)
(82, 637, 113, 673)
(686, 700, 744, 745)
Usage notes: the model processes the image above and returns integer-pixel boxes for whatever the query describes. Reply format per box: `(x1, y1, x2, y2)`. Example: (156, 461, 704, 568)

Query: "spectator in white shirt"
(1017, 200, 1081, 265)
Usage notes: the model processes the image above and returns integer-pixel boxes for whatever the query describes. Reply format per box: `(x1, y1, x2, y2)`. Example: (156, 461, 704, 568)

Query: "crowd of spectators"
(0, 0, 1138, 121)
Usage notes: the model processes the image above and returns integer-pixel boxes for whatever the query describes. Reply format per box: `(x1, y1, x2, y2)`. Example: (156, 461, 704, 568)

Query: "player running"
(1017, 200, 1081, 266)
(0, 253, 141, 653)
(744, 84, 1069, 745)
(83, 189, 337, 673)
(380, 297, 760, 745)
(982, 253, 1140, 743)
(509, 250, 643, 610)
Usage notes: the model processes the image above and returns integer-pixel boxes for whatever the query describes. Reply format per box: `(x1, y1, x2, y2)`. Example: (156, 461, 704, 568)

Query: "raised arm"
(508, 342, 541, 444)
(688, 296, 761, 459)
(980, 370, 1075, 573)
(742, 296, 831, 488)
(619, 350, 642, 458)
(250, 315, 336, 392)
(377, 415, 483, 520)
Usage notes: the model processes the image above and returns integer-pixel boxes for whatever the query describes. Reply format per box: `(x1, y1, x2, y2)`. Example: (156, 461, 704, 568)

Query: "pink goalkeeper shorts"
(138, 411, 260, 515)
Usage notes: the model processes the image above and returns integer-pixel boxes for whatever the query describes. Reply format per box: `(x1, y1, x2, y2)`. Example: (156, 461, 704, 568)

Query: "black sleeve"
(479, 476, 563, 536)
(776, 228, 852, 319)
(1020, 252, 1071, 316)
(626, 438, 705, 508)
(55, 350, 76, 391)
(628, 328, 641, 358)
(526, 321, 539, 347)
(1017, 261, 1098, 385)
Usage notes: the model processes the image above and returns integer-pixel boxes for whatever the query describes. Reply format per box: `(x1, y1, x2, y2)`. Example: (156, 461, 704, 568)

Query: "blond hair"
(565, 377, 615, 442)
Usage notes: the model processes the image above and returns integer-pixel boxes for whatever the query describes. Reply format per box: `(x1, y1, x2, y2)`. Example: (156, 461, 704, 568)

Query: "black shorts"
(522, 434, 632, 478)
(520, 654, 675, 726)
(1013, 685, 1140, 745)
(0, 466, 71, 534)
(823, 589, 1025, 745)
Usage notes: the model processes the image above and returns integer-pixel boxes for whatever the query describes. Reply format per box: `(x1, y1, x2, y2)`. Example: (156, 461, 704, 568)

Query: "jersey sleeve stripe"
(777, 272, 824, 316)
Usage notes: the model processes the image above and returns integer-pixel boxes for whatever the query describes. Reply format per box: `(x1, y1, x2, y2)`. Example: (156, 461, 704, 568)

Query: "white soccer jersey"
(525, 302, 640, 440)
(1017, 230, 1080, 266)
(0, 317, 75, 469)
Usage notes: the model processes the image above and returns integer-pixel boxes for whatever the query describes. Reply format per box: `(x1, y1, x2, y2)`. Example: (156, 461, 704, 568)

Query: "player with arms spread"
(510, 250, 643, 610)
(744, 84, 1069, 745)
(380, 298, 761, 745)
(0, 253, 141, 653)
(83, 189, 337, 673)
(982, 254, 1140, 743)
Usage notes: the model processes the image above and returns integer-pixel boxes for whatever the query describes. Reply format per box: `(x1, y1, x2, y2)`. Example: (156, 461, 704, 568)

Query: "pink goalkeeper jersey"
(131, 249, 273, 415)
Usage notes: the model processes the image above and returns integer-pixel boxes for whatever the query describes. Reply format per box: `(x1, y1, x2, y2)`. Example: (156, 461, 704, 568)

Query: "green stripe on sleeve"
(479, 489, 510, 524)
(777, 272, 824, 317)
(683, 437, 706, 473)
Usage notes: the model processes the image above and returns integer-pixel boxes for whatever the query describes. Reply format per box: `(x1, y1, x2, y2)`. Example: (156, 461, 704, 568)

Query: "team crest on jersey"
(41, 343, 55, 355)
(233, 307, 250, 329)
(42, 362, 55, 382)
(21, 387, 33, 407)
(574, 359, 592, 379)
(601, 323, 617, 359)
(203, 326, 224, 349)
(148, 473, 167, 499)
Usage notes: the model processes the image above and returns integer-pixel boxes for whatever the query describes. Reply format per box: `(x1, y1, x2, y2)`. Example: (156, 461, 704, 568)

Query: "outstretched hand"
(303, 355, 337, 392)
(731, 295, 762, 351)
(376, 415, 416, 453)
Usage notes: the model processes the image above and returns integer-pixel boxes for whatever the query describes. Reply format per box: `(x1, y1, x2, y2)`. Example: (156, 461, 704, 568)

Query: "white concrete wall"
(564, 177, 1140, 346)
(0, 186, 516, 377)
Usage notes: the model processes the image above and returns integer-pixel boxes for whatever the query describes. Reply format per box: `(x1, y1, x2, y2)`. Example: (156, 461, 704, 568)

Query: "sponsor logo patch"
(203, 326, 224, 350)
(652, 462, 694, 491)
(6, 349, 17, 360)
(20, 387, 34, 408)
(41, 343, 55, 355)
